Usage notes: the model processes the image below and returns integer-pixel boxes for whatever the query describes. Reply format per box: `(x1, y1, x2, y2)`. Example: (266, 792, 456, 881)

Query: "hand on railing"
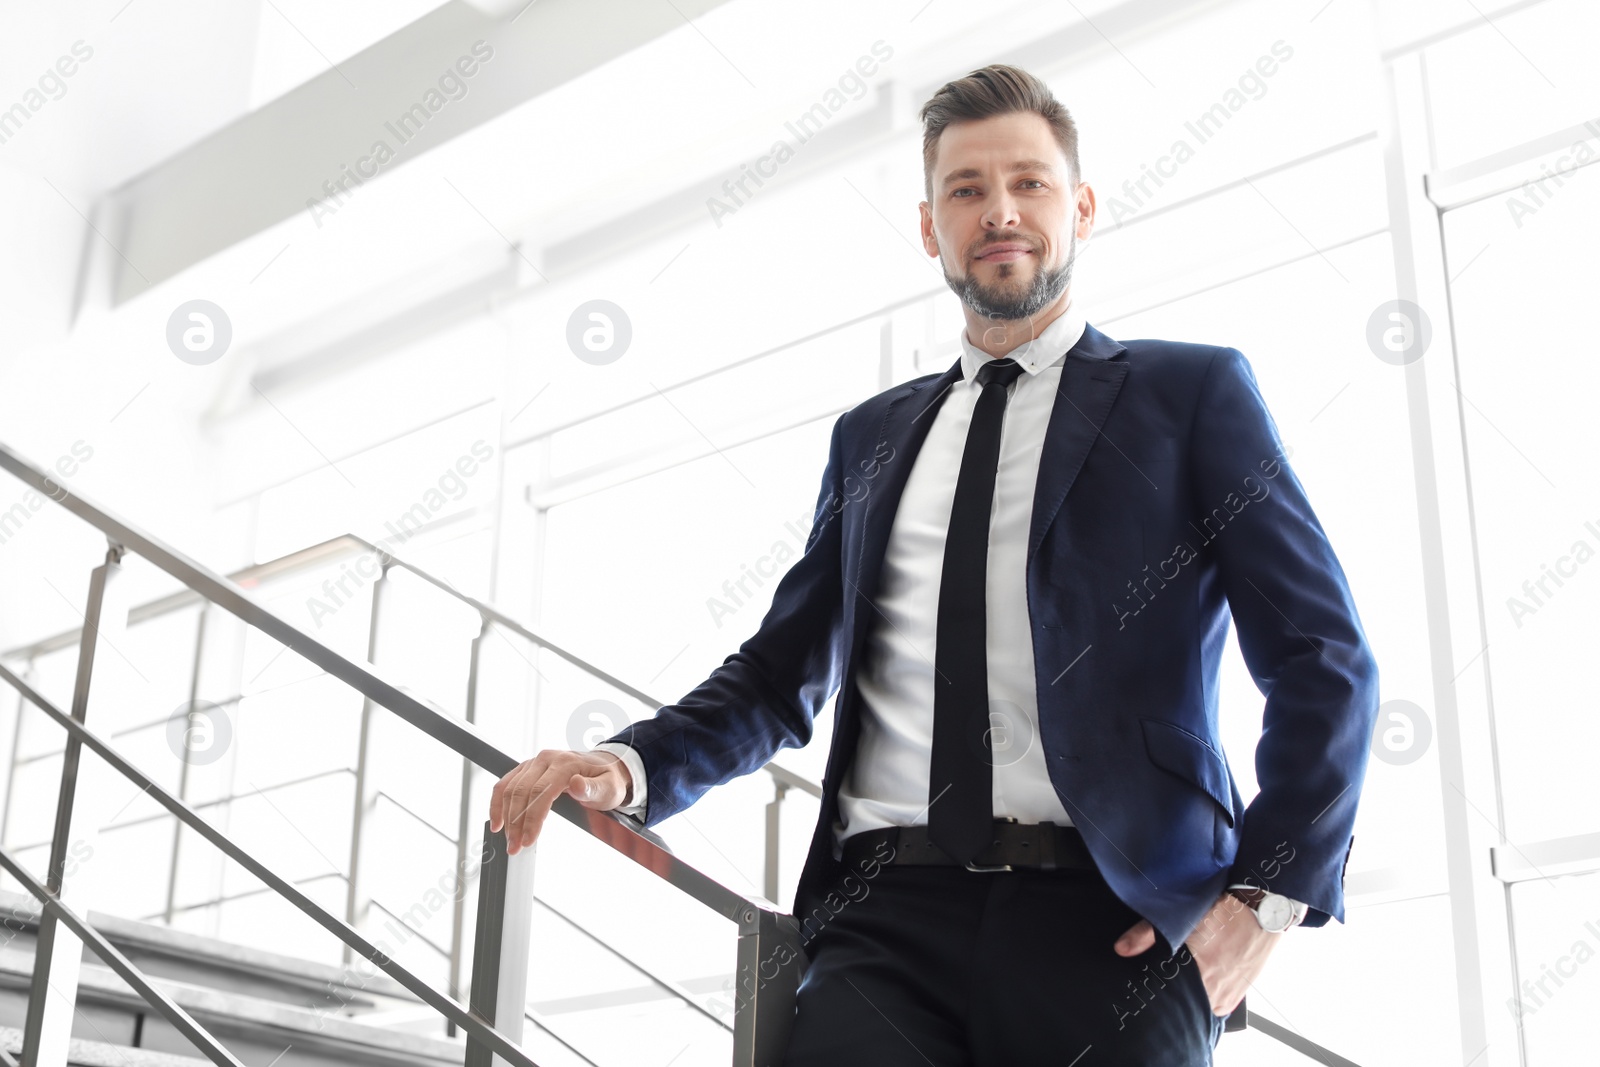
(489, 749, 635, 855)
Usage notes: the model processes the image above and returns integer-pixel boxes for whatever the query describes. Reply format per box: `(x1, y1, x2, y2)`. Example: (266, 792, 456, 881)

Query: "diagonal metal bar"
(0, 663, 541, 1067)
(522, 1009, 601, 1067)
(1246, 1011, 1365, 1066)
(0, 843, 246, 1067)
(374, 790, 457, 846)
(531, 894, 732, 1033)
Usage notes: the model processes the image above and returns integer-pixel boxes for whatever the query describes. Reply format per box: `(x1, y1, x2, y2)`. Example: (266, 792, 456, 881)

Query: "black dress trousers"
(782, 860, 1223, 1066)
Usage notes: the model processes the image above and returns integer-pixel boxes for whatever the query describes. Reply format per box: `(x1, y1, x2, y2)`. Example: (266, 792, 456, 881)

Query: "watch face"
(1257, 894, 1294, 932)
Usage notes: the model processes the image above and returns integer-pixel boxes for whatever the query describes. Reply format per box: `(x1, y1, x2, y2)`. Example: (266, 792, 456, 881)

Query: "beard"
(942, 229, 1076, 322)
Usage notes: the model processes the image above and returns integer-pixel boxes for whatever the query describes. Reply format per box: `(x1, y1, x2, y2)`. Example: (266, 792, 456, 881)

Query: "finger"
(506, 768, 567, 852)
(523, 769, 605, 840)
(569, 772, 597, 805)
(489, 770, 511, 832)
(501, 763, 548, 852)
(588, 753, 628, 807)
(1114, 920, 1156, 956)
(573, 762, 623, 809)
(493, 755, 546, 837)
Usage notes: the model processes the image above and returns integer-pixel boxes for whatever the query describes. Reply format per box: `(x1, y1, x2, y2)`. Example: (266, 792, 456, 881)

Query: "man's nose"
(982, 190, 1021, 229)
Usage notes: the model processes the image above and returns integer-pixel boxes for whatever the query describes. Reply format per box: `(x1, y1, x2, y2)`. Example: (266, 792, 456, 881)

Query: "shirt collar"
(958, 297, 1089, 383)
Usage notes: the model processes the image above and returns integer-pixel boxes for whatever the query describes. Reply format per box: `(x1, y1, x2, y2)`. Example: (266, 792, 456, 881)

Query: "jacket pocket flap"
(1139, 717, 1236, 828)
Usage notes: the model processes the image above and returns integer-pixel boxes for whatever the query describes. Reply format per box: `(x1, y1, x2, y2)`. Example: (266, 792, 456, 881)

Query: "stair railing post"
(465, 820, 535, 1067)
(0, 657, 33, 852)
(763, 781, 788, 905)
(448, 616, 492, 1036)
(22, 543, 131, 1067)
(733, 905, 805, 1067)
(164, 603, 209, 926)
(343, 563, 390, 967)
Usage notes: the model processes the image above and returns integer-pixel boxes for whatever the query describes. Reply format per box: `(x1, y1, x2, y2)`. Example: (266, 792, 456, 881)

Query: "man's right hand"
(489, 749, 634, 855)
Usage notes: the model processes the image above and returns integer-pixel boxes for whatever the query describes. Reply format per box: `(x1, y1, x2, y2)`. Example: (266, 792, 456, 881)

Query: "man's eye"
(953, 180, 1043, 198)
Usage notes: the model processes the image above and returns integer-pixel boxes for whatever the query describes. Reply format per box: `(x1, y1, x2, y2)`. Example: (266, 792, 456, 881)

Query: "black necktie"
(928, 356, 1028, 864)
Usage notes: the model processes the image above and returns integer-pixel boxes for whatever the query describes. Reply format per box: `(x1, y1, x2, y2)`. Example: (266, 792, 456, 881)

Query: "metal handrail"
(0, 439, 806, 1066)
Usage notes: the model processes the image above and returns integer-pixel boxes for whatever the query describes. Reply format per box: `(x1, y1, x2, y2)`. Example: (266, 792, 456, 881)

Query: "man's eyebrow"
(940, 159, 1058, 190)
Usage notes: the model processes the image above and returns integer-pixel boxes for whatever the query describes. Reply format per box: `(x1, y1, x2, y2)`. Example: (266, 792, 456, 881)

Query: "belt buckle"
(966, 819, 1014, 871)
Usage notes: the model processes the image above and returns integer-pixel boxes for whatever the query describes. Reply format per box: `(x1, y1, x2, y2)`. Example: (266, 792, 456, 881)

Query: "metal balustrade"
(0, 440, 805, 1067)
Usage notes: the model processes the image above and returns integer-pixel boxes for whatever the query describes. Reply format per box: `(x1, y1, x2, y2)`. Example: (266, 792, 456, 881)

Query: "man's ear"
(1074, 181, 1097, 238)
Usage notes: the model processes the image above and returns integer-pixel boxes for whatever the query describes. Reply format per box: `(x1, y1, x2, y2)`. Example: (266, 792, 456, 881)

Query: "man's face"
(919, 111, 1092, 323)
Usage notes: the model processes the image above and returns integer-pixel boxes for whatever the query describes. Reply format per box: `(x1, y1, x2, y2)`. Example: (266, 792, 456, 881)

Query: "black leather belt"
(841, 818, 1095, 872)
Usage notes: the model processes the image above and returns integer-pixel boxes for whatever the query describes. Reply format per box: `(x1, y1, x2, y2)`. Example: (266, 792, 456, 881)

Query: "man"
(490, 64, 1379, 1065)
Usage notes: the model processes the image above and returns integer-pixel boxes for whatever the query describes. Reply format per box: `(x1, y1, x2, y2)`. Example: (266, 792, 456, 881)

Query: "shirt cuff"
(592, 742, 647, 820)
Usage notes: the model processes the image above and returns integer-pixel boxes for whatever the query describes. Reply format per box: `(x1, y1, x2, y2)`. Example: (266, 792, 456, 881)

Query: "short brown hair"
(919, 64, 1080, 203)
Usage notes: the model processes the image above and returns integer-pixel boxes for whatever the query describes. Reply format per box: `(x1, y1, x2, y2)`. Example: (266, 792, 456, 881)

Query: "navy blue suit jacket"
(605, 321, 1380, 958)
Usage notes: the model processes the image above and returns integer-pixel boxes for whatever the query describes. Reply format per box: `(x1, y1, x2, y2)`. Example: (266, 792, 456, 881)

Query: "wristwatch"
(1226, 884, 1308, 933)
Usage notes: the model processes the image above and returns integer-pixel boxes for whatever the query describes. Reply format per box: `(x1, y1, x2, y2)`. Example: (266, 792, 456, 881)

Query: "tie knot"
(976, 357, 1026, 389)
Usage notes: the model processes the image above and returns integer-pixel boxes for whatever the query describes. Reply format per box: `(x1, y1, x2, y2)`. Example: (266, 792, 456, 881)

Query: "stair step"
(0, 1025, 211, 1067)
(0, 889, 418, 1013)
(0, 891, 601, 1065)
(0, 940, 466, 1067)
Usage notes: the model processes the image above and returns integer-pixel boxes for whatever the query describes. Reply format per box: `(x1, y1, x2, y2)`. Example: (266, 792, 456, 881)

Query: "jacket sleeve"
(600, 413, 850, 827)
(1189, 347, 1380, 928)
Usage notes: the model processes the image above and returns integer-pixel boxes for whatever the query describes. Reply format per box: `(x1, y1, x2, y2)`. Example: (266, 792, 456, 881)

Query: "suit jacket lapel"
(851, 357, 964, 626)
(1028, 322, 1129, 573)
